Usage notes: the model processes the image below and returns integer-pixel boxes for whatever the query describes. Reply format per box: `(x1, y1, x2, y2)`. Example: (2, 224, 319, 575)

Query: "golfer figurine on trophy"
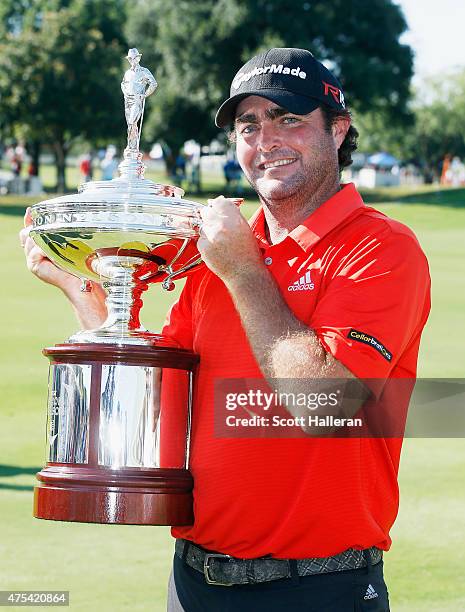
(121, 48, 158, 153)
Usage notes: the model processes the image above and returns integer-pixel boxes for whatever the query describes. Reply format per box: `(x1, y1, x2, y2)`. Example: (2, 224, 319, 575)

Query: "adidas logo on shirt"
(363, 584, 379, 600)
(287, 271, 314, 291)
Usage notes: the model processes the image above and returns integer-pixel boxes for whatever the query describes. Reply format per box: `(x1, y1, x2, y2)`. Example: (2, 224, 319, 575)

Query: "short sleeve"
(310, 230, 431, 384)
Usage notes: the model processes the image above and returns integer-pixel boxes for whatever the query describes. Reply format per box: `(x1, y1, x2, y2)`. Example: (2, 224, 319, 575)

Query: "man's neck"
(262, 180, 341, 245)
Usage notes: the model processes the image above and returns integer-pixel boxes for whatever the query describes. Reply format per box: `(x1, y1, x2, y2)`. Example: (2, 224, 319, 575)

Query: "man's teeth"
(263, 159, 295, 169)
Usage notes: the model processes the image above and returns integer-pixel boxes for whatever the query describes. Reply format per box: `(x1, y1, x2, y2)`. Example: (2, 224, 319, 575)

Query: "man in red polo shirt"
(164, 48, 430, 611)
(21, 48, 430, 611)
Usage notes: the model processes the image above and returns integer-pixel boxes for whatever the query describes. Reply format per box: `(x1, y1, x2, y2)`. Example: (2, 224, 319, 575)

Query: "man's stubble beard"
(245, 153, 339, 211)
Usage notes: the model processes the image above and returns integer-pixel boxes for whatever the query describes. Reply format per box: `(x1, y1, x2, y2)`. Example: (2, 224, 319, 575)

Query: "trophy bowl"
(29, 48, 208, 526)
(30, 172, 203, 345)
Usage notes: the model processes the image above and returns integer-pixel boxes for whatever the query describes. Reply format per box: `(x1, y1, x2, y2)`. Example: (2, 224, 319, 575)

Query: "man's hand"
(19, 207, 107, 330)
(197, 196, 263, 283)
(20, 207, 82, 291)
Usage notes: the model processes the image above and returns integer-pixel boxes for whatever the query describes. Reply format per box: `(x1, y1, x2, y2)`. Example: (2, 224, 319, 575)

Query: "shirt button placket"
(264, 256, 273, 266)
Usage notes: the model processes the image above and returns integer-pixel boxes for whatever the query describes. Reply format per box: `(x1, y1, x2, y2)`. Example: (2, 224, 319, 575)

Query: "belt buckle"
(203, 552, 233, 586)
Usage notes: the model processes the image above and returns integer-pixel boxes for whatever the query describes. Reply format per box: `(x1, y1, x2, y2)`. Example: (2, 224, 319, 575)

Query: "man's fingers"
(208, 197, 244, 207)
(206, 196, 244, 211)
(26, 244, 45, 265)
(20, 207, 33, 248)
(23, 236, 40, 257)
(25, 244, 49, 268)
(202, 197, 243, 221)
(24, 206, 32, 226)
(200, 205, 218, 222)
(207, 196, 238, 209)
(207, 195, 225, 206)
(19, 225, 31, 248)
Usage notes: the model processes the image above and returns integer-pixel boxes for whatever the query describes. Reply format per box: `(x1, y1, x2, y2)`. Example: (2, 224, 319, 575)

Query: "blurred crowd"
(78, 145, 119, 183)
(0, 142, 42, 195)
(440, 156, 465, 187)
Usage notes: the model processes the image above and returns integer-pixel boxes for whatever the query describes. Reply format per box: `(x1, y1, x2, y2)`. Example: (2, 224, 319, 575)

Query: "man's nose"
(256, 122, 281, 153)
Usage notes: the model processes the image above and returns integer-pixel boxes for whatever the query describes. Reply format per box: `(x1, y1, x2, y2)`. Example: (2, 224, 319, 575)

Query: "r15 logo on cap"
(323, 81, 345, 108)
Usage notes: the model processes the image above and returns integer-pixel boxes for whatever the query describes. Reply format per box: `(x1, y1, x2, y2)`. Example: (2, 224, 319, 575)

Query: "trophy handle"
(161, 255, 203, 291)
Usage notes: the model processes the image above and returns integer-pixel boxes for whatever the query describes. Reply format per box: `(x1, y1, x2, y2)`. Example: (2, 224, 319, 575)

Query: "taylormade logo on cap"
(232, 64, 307, 90)
(215, 48, 347, 128)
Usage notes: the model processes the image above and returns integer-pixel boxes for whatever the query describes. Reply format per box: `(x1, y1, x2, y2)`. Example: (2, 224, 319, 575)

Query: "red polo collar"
(249, 183, 366, 252)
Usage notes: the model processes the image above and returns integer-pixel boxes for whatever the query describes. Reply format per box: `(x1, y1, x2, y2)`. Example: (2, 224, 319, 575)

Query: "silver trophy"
(31, 48, 203, 346)
(29, 49, 205, 526)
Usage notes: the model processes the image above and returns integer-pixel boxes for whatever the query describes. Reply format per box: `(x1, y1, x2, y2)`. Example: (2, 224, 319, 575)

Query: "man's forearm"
(223, 263, 367, 427)
(224, 263, 331, 378)
(62, 282, 107, 331)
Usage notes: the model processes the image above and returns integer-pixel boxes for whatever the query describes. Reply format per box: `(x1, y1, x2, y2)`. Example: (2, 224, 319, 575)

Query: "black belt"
(175, 539, 383, 587)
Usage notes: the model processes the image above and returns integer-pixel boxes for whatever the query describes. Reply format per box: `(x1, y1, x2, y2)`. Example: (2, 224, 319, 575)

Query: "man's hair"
(320, 105, 358, 172)
(227, 104, 358, 173)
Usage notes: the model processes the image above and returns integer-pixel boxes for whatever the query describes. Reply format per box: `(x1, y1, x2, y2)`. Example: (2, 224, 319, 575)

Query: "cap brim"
(215, 89, 320, 128)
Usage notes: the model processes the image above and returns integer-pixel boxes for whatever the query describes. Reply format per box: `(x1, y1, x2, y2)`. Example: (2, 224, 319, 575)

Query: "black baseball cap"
(215, 47, 346, 128)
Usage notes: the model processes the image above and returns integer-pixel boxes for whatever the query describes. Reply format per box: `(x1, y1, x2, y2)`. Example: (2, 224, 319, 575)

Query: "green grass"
(1, 184, 464, 610)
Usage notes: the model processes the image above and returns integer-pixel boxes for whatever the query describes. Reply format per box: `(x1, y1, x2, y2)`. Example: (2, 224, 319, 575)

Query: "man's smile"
(258, 158, 298, 171)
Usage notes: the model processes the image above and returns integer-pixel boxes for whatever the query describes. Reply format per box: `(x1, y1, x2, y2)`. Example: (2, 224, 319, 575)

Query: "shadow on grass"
(0, 465, 40, 492)
(0, 465, 41, 477)
(0, 483, 34, 492)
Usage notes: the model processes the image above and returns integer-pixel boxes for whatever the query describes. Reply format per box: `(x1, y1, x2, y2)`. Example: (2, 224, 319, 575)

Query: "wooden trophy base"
(34, 465, 193, 525)
(35, 343, 198, 526)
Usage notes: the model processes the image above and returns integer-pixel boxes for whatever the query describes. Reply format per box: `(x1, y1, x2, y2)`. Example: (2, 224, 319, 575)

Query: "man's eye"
(282, 116, 300, 124)
(240, 125, 257, 134)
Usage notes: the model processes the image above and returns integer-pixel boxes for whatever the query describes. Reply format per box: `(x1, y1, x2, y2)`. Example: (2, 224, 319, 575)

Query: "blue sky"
(397, 0, 465, 79)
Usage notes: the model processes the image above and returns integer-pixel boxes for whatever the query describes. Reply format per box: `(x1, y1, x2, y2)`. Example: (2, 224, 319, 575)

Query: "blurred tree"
(407, 72, 465, 181)
(355, 110, 414, 159)
(0, 0, 127, 191)
(357, 70, 465, 181)
(126, 0, 413, 179)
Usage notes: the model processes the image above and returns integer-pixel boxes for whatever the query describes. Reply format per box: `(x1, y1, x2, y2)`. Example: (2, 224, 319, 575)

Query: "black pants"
(172, 551, 390, 612)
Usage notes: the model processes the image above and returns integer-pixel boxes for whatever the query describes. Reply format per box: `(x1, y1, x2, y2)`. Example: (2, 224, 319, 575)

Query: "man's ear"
(331, 117, 351, 150)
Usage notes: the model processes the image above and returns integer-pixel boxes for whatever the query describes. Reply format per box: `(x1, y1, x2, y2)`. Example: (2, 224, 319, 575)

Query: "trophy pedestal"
(34, 343, 198, 526)
(34, 465, 193, 525)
